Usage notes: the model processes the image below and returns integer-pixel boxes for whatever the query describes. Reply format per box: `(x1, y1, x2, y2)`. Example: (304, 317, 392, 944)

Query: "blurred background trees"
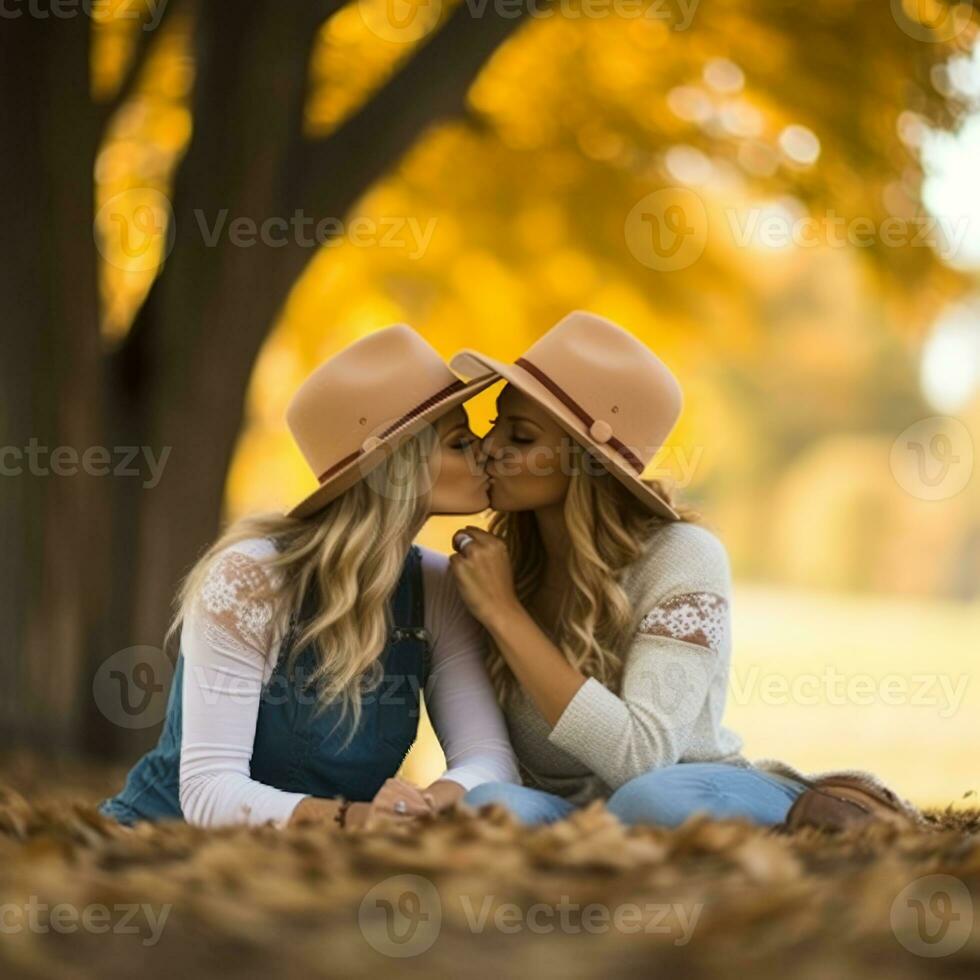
(1, 0, 978, 788)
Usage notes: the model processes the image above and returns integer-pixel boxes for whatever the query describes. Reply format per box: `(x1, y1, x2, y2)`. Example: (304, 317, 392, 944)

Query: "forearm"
(421, 554, 521, 792)
(546, 677, 683, 788)
(484, 603, 587, 727)
(180, 617, 312, 829)
(179, 768, 309, 828)
(546, 635, 720, 788)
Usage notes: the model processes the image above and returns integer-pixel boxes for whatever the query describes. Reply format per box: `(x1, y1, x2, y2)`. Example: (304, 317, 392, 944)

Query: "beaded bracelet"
(334, 798, 352, 828)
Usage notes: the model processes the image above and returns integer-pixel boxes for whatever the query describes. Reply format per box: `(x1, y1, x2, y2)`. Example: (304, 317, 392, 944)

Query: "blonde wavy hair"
(487, 444, 699, 702)
(165, 427, 438, 736)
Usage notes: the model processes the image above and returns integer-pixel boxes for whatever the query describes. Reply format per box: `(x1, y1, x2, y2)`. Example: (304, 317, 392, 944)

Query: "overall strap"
(276, 547, 431, 679)
(389, 545, 432, 682)
(390, 545, 426, 633)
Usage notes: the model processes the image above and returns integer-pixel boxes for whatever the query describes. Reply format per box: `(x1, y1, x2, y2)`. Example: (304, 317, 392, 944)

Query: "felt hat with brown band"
(450, 311, 683, 520)
(286, 325, 496, 518)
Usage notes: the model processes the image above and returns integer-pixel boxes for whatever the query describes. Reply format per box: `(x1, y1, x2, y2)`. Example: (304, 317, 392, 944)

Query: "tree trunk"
(0, 14, 105, 750)
(1, 1, 534, 761)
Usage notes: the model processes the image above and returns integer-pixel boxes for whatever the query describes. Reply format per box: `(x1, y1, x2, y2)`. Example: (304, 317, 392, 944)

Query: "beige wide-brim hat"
(450, 311, 683, 520)
(286, 325, 496, 518)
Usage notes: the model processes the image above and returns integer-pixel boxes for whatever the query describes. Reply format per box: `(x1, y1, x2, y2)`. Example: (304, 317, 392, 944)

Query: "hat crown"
(286, 325, 460, 480)
(519, 311, 682, 466)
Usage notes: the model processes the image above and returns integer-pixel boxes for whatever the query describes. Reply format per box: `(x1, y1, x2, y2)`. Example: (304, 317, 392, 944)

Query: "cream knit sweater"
(503, 521, 925, 822)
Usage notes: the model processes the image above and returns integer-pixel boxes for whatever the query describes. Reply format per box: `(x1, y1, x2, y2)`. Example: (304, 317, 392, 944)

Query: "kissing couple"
(100, 312, 920, 832)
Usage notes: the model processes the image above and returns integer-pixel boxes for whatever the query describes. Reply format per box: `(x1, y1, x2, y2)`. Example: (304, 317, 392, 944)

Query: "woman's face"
(480, 385, 574, 512)
(427, 407, 490, 515)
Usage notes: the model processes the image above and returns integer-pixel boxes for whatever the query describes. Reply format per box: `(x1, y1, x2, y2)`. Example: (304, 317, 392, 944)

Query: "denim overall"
(98, 546, 430, 825)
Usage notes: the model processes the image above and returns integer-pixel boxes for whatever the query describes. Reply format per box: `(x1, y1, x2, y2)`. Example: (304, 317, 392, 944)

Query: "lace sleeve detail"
(637, 592, 729, 654)
(192, 546, 283, 661)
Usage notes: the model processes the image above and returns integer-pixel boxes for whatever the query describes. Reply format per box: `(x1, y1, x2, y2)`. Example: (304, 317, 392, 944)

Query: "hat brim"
(286, 371, 498, 520)
(450, 350, 679, 521)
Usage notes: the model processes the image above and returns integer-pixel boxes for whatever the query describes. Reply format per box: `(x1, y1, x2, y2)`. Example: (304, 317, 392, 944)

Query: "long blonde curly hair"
(487, 444, 698, 702)
(166, 427, 437, 735)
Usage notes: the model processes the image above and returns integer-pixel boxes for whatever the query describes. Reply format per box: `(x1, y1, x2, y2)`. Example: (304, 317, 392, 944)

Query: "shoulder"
(647, 520, 730, 567)
(217, 536, 280, 563)
(206, 536, 280, 581)
(623, 520, 731, 602)
(198, 537, 281, 611)
(625, 523, 733, 654)
(185, 537, 285, 661)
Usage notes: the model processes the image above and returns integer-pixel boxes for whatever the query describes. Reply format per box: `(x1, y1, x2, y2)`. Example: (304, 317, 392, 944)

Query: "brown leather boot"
(776, 775, 916, 833)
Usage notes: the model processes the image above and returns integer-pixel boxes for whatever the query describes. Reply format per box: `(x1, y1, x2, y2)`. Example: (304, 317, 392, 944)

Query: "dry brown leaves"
(0, 779, 977, 980)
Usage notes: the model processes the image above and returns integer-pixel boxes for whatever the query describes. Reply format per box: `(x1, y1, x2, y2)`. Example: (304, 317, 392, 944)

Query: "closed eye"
(488, 417, 534, 445)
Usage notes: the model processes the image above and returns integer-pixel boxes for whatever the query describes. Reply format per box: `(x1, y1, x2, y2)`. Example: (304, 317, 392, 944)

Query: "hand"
(367, 777, 434, 824)
(343, 802, 372, 829)
(449, 526, 520, 628)
(423, 779, 466, 812)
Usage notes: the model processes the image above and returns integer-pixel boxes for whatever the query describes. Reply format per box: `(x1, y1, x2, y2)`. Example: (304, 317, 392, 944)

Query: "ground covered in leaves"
(0, 752, 977, 979)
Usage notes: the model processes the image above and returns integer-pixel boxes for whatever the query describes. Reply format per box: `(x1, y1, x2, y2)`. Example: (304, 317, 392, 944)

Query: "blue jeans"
(463, 763, 807, 828)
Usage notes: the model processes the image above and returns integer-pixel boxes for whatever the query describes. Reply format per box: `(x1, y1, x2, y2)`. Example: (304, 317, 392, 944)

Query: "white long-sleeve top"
(178, 539, 518, 828)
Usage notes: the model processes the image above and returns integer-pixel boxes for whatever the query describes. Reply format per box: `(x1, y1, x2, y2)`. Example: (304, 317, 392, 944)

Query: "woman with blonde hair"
(98, 326, 518, 829)
(448, 312, 920, 829)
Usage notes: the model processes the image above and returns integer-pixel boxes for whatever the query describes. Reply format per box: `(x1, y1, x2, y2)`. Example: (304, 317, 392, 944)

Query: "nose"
(480, 429, 501, 462)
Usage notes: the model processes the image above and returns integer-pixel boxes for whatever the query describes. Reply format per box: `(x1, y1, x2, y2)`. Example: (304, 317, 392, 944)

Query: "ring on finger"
(453, 532, 475, 554)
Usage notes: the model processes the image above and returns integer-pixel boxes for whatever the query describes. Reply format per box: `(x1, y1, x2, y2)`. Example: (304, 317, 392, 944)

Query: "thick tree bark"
(0, 14, 104, 749)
